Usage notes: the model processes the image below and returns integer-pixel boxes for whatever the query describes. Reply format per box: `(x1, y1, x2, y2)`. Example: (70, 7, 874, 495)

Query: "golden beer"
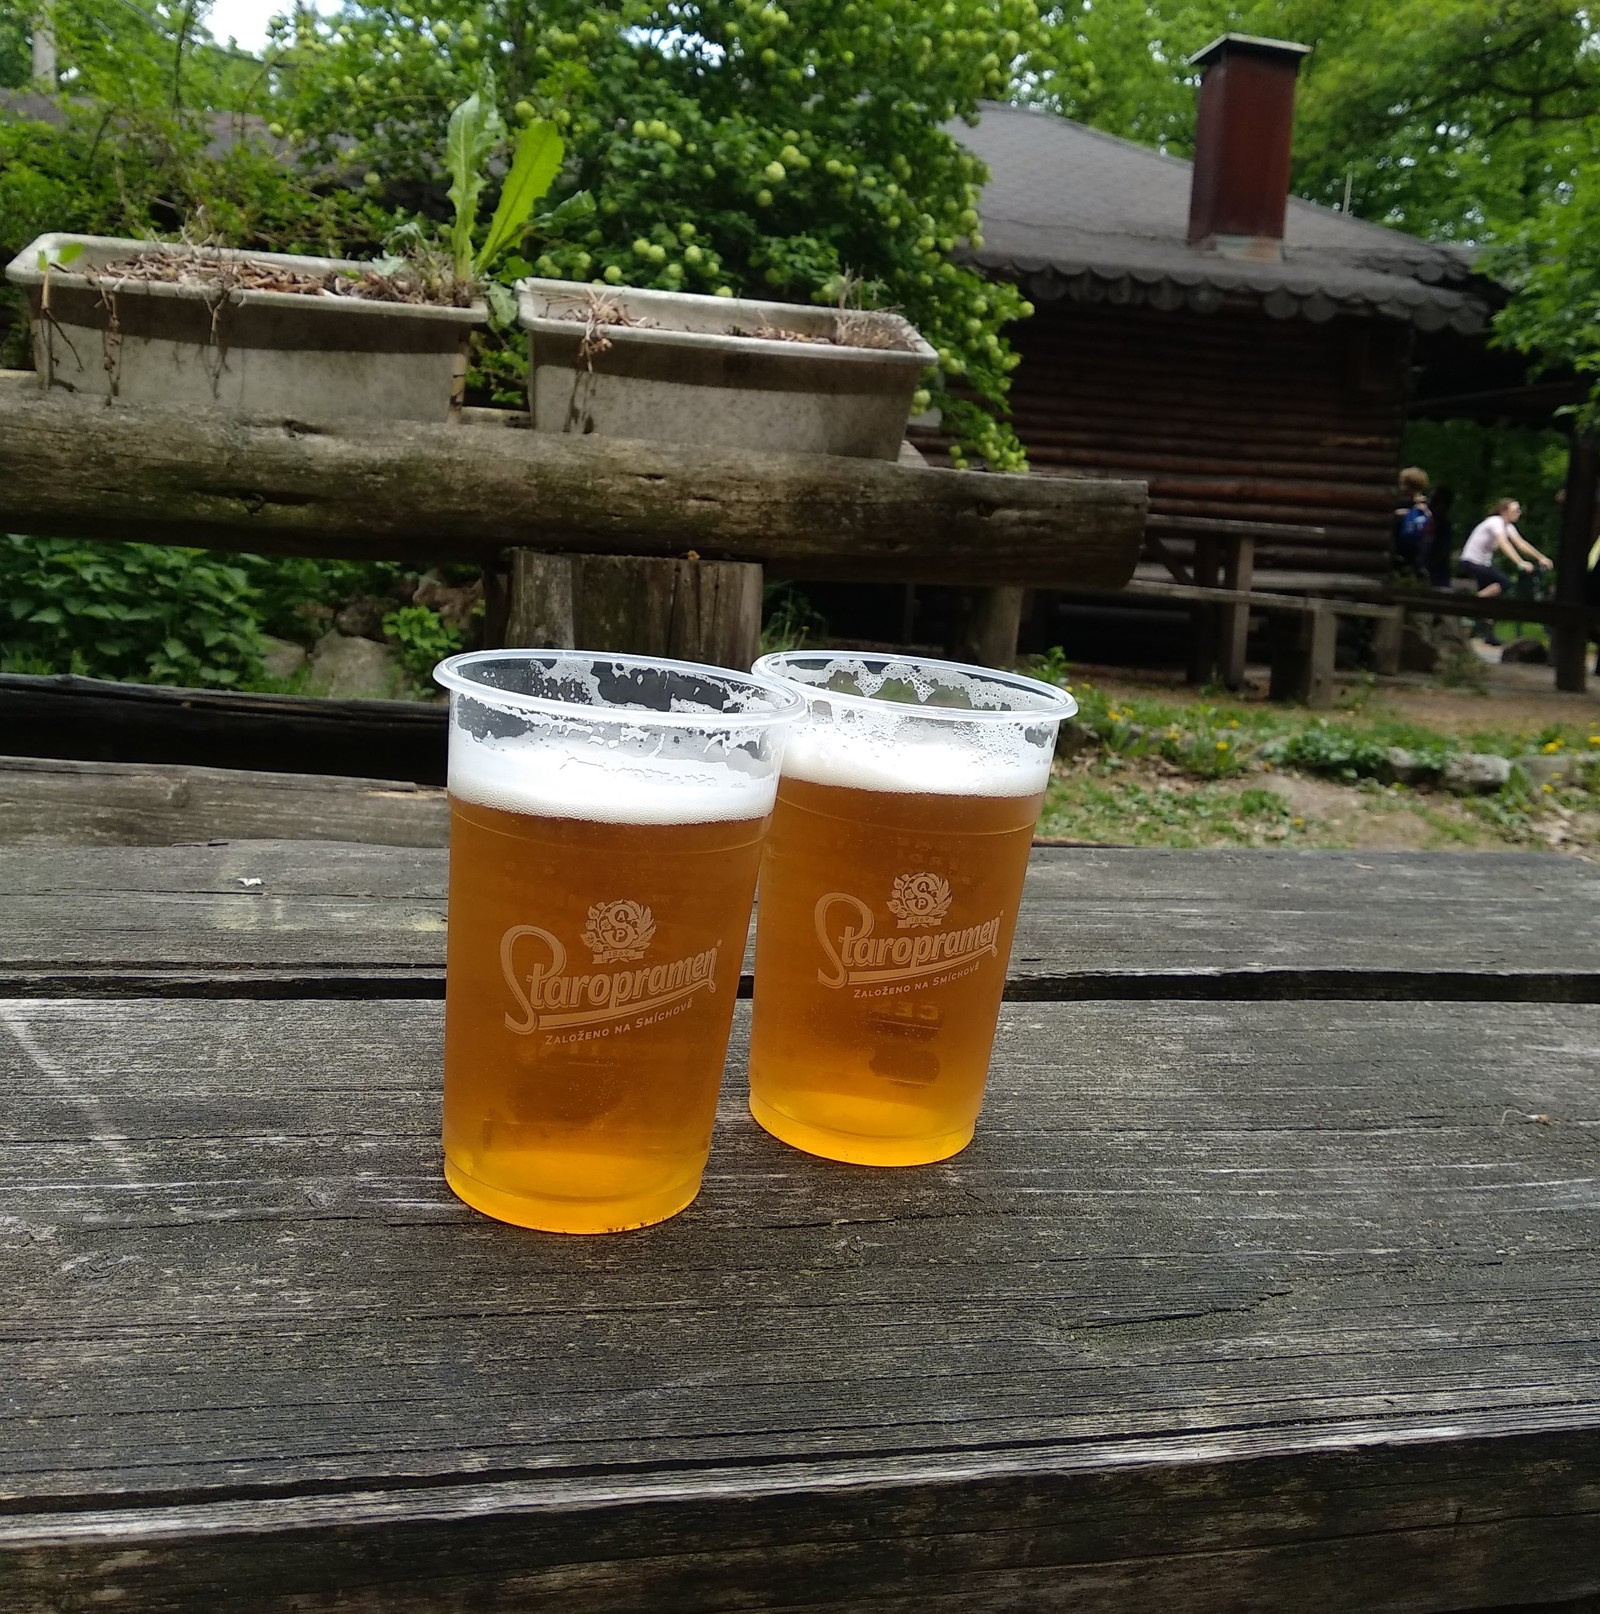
(435, 652, 800, 1233)
(748, 654, 1073, 1166)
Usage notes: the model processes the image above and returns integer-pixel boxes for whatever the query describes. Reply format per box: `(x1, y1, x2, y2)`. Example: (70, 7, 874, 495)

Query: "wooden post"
(1219, 534, 1255, 689)
(504, 551, 576, 648)
(951, 586, 1025, 670)
(1371, 606, 1404, 676)
(1554, 430, 1596, 694)
(501, 551, 762, 670)
(1268, 601, 1337, 709)
(1187, 534, 1220, 685)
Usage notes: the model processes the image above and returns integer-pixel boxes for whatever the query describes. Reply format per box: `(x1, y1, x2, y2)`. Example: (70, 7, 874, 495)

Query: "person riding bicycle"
(1456, 498, 1552, 646)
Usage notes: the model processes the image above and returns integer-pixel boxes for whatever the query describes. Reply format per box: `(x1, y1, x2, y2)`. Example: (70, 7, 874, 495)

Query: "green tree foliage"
(1032, 0, 1600, 239)
(269, 0, 1048, 466)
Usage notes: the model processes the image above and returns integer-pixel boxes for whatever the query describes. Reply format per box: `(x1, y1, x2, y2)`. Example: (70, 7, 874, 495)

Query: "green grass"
(1031, 651, 1600, 853)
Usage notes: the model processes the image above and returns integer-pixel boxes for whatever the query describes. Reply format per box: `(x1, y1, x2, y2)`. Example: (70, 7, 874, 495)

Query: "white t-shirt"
(1462, 515, 1507, 567)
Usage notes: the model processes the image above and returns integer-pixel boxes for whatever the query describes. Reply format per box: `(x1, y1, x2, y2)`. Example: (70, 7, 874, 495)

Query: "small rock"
(412, 571, 484, 636)
(260, 635, 307, 681)
(1442, 752, 1512, 794)
(1519, 752, 1582, 787)
(1376, 746, 1440, 786)
(1399, 612, 1471, 673)
(304, 631, 405, 700)
(1054, 718, 1092, 760)
(1500, 636, 1549, 664)
(334, 595, 392, 641)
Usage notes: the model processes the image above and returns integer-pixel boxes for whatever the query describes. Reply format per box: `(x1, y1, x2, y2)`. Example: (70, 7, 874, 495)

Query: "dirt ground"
(1045, 649, 1600, 857)
(1079, 652, 1600, 739)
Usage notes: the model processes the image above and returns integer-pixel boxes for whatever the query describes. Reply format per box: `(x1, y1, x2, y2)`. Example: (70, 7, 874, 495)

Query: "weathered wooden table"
(3, 843, 1598, 1612)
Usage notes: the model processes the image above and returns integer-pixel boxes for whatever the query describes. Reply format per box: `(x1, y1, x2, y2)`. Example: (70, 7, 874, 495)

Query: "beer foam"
(450, 732, 777, 823)
(780, 725, 1052, 798)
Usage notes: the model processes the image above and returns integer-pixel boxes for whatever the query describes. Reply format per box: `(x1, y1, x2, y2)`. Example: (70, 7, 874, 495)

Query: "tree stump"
(499, 551, 763, 670)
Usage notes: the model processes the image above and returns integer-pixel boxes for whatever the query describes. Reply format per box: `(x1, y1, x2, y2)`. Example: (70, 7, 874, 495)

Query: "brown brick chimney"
(1186, 34, 1311, 262)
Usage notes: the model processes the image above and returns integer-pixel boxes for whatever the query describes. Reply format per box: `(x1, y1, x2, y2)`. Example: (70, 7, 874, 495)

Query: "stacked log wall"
(1001, 300, 1408, 581)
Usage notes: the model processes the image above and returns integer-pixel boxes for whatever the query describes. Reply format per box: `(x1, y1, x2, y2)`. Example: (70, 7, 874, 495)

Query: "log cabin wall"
(1008, 299, 1410, 582)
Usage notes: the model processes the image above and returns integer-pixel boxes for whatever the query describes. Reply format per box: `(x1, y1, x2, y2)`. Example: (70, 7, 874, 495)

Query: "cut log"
(0, 382, 1145, 588)
(501, 552, 763, 667)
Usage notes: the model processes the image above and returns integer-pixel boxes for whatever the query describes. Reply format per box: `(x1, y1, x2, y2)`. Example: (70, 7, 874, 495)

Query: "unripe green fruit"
(633, 237, 652, 256)
(603, 264, 624, 283)
(632, 119, 647, 137)
(715, 285, 734, 296)
(363, 171, 381, 188)
(825, 158, 843, 175)
(760, 47, 777, 65)
(515, 100, 535, 122)
(756, 187, 773, 206)
(685, 244, 704, 264)
(764, 267, 783, 285)
(647, 244, 666, 263)
(678, 221, 697, 240)
(764, 160, 785, 182)
(779, 144, 801, 165)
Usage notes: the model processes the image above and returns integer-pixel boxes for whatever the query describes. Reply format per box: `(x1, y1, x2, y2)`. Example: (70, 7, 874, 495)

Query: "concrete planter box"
(6, 234, 486, 423)
(517, 279, 936, 460)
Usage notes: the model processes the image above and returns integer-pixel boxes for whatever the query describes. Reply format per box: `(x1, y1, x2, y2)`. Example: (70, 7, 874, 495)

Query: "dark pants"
(1457, 559, 1503, 592)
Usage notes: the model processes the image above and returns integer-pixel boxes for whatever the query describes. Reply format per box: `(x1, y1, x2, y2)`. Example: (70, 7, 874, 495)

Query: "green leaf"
(530, 190, 596, 237)
(476, 121, 565, 275)
(445, 72, 505, 282)
(28, 606, 63, 625)
(56, 241, 84, 266)
(484, 280, 517, 324)
(163, 636, 186, 660)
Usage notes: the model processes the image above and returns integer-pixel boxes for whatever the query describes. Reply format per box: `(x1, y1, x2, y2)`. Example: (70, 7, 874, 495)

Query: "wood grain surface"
(0, 757, 449, 848)
(1, 996, 1597, 1610)
(3, 843, 1596, 1002)
(0, 388, 1145, 587)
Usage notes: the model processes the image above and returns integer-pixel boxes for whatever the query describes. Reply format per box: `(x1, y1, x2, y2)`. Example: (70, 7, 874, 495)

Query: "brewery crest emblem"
(583, 899, 655, 962)
(887, 872, 952, 930)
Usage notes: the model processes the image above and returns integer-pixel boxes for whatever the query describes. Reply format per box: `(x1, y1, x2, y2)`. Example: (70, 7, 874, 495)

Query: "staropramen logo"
(814, 871, 1002, 997)
(501, 899, 719, 1038)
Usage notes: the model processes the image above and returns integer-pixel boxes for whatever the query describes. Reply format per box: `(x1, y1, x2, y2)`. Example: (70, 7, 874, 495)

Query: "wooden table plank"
(1, 996, 1597, 1609)
(3, 843, 1598, 1002)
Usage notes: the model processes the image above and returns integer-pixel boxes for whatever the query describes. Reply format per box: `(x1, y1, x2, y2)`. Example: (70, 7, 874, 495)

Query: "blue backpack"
(1399, 504, 1434, 545)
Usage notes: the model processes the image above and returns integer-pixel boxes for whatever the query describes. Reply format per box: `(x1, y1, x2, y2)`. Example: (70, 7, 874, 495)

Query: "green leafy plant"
(0, 534, 265, 687)
(382, 603, 463, 692)
(413, 72, 593, 320)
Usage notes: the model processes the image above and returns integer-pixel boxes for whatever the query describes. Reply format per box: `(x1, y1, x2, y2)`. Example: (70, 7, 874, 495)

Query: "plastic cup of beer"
(747, 652, 1076, 1167)
(433, 650, 803, 1233)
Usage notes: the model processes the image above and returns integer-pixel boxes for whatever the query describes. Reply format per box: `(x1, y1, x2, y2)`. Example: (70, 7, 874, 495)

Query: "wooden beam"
(0, 672, 447, 784)
(0, 383, 1145, 588)
(1554, 429, 1596, 693)
(0, 755, 448, 848)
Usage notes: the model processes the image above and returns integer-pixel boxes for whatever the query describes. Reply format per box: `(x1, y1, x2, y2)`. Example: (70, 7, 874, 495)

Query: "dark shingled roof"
(957, 101, 1493, 333)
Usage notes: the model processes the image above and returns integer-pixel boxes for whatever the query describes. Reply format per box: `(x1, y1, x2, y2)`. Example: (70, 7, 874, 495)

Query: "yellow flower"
(1588, 735, 1599, 747)
(1542, 739, 1564, 753)
(1229, 719, 1240, 728)
(1292, 816, 1304, 827)
(1216, 740, 1228, 750)
(1543, 782, 1555, 793)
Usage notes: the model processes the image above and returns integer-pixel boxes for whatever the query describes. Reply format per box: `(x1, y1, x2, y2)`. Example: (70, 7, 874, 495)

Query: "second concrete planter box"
(517, 279, 936, 460)
(6, 234, 487, 423)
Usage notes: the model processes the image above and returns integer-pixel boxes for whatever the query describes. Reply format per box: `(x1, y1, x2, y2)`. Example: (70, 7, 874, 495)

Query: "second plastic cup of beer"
(747, 653, 1076, 1166)
(434, 650, 803, 1233)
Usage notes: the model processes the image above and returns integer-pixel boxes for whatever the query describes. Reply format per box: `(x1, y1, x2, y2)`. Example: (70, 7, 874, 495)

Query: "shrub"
(0, 534, 265, 687)
(383, 604, 463, 691)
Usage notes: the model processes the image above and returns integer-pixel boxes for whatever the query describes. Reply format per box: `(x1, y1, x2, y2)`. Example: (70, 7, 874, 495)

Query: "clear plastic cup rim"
(752, 651, 1078, 725)
(433, 648, 808, 728)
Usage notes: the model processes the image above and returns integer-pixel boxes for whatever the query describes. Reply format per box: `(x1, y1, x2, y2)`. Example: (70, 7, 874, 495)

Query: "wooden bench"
(1078, 579, 1403, 707)
(2, 840, 1598, 1610)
